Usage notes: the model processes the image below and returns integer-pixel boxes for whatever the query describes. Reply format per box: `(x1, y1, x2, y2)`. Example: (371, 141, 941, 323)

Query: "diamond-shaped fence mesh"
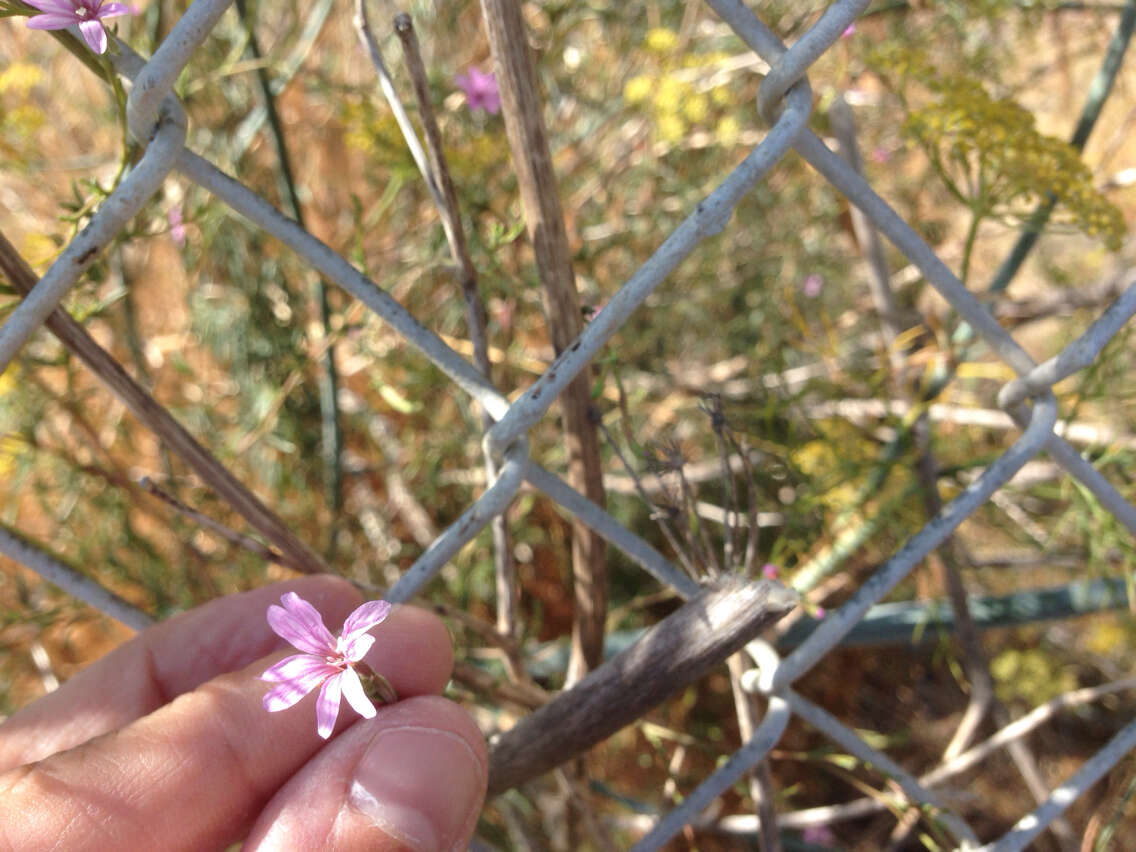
(4, 0, 1136, 848)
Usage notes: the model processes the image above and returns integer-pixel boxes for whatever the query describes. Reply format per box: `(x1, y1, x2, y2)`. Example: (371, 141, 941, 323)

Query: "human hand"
(0, 575, 487, 851)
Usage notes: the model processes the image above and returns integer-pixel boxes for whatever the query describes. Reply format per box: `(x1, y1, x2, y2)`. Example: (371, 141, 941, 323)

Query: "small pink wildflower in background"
(260, 592, 393, 739)
(841, 22, 856, 38)
(802, 824, 836, 845)
(762, 563, 779, 579)
(814, 606, 827, 619)
(801, 273, 824, 298)
(455, 67, 501, 115)
(167, 206, 186, 248)
(870, 146, 893, 164)
(24, 0, 135, 55)
(488, 296, 515, 335)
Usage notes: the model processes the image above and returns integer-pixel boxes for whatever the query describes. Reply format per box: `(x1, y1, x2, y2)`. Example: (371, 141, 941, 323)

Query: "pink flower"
(260, 592, 393, 739)
(814, 606, 826, 619)
(24, 0, 135, 55)
(801, 274, 824, 298)
(455, 67, 501, 115)
(167, 205, 186, 248)
(802, 824, 836, 845)
(870, 146, 892, 164)
(762, 563, 779, 579)
(841, 22, 856, 38)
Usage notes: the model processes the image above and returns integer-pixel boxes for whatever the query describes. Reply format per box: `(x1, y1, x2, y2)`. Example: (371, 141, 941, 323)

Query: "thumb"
(245, 695, 487, 851)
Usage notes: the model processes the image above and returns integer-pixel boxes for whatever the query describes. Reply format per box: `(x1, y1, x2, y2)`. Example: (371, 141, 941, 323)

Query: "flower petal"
(22, 0, 77, 14)
(341, 632, 374, 663)
(26, 14, 81, 30)
(78, 18, 107, 53)
(260, 652, 337, 686)
(97, 2, 133, 17)
(266, 592, 337, 655)
(315, 672, 343, 739)
(341, 599, 391, 640)
(263, 676, 319, 713)
(340, 667, 377, 720)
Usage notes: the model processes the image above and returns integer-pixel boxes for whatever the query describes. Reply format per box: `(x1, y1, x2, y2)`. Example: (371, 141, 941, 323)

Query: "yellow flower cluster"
(340, 102, 419, 170)
(0, 62, 45, 95)
(871, 47, 1125, 249)
(623, 28, 741, 147)
(991, 647, 1077, 705)
(339, 101, 505, 179)
(0, 369, 21, 479)
(0, 63, 47, 166)
(791, 436, 867, 512)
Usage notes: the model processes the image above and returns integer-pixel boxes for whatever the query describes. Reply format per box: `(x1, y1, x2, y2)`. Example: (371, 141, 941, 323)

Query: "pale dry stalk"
(478, 0, 608, 683)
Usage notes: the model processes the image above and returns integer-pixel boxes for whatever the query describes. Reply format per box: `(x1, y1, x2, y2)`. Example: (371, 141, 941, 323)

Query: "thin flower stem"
(228, 0, 335, 161)
(958, 208, 983, 289)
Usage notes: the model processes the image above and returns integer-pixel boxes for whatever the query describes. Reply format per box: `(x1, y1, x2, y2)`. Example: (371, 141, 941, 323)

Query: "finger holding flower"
(0, 578, 483, 851)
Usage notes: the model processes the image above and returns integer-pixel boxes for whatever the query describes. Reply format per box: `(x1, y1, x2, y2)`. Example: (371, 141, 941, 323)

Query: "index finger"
(0, 575, 374, 770)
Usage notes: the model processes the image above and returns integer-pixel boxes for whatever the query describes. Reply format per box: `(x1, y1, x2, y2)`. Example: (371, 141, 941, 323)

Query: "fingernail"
(348, 725, 484, 851)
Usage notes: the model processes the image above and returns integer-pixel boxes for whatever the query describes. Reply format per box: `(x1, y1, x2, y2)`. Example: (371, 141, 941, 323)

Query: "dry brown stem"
(487, 578, 797, 795)
(478, 0, 608, 683)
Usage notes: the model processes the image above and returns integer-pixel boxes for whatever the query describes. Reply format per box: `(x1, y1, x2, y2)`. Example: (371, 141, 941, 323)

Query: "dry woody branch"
(487, 578, 798, 795)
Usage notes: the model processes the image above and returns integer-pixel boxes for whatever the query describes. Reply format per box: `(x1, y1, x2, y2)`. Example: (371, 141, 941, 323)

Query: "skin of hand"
(0, 575, 487, 851)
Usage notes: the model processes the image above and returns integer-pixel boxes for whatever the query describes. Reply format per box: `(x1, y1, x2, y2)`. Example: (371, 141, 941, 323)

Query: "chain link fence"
(4, 0, 1136, 848)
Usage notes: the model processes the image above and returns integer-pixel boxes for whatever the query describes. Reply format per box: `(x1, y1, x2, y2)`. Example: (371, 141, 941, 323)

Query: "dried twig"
(487, 577, 797, 795)
(365, 417, 438, 548)
(704, 396, 781, 851)
(479, 0, 608, 683)
(390, 11, 518, 639)
(452, 661, 549, 711)
(139, 476, 283, 564)
(352, 0, 443, 210)
(705, 676, 1136, 837)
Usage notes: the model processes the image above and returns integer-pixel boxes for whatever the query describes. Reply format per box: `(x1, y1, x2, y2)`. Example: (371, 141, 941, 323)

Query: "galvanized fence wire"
(5, 0, 1136, 848)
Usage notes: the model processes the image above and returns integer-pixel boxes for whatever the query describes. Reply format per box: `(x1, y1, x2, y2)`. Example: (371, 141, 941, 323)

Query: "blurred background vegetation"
(4, 0, 1136, 847)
